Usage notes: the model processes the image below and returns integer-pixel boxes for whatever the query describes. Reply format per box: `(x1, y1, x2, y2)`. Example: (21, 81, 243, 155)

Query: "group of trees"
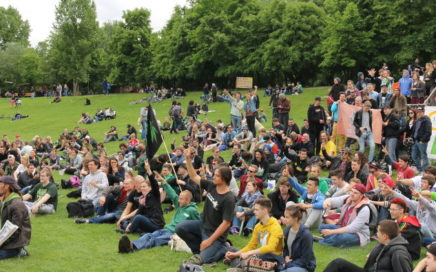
(0, 0, 435, 94)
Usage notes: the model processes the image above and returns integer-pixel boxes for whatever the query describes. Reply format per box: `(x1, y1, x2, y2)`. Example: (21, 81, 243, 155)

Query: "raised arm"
(184, 149, 201, 185)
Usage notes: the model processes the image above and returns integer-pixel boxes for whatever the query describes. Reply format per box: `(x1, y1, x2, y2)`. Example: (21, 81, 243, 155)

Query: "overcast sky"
(1, 0, 188, 47)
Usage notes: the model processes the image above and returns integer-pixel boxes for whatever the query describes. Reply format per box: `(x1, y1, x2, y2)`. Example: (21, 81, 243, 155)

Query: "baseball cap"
(0, 176, 21, 190)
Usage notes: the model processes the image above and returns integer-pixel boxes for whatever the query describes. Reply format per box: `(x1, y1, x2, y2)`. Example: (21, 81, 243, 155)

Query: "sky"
(1, 0, 189, 47)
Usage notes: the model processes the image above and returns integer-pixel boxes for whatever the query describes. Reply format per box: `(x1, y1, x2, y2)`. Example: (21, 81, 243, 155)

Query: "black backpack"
(66, 200, 95, 218)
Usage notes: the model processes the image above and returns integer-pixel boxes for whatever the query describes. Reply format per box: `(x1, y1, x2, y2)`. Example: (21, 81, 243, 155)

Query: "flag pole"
(158, 128, 183, 192)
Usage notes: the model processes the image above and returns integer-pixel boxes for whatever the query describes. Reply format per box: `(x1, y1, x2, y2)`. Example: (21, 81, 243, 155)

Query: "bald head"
(178, 190, 193, 207)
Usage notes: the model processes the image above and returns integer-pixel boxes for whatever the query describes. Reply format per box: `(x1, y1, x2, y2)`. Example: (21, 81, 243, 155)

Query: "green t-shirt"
(29, 182, 58, 210)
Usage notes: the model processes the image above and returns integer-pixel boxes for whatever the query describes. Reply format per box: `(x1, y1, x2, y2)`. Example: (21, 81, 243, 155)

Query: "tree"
(49, 0, 98, 95)
(318, 0, 373, 79)
(0, 43, 27, 87)
(110, 8, 152, 87)
(0, 6, 30, 49)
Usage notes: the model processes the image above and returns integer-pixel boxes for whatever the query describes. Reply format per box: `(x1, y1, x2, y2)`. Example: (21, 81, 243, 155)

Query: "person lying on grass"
(224, 198, 283, 272)
(117, 171, 199, 253)
(22, 168, 58, 215)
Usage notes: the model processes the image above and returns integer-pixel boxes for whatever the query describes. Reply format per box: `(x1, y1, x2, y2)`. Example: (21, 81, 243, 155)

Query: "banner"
(425, 106, 436, 159)
(336, 103, 383, 144)
(235, 77, 253, 89)
(146, 105, 163, 159)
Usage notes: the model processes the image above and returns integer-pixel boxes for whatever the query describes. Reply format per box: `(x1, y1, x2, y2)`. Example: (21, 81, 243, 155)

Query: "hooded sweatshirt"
(162, 183, 200, 233)
(241, 216, 284, 256)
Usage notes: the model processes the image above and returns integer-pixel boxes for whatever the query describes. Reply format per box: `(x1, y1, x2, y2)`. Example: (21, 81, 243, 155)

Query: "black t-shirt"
(200, 179, 235, 242)
(127, 190, 142, 209)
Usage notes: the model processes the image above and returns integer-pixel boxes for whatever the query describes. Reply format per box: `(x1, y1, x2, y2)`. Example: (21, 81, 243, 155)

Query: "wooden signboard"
(235, 77, 253, 89)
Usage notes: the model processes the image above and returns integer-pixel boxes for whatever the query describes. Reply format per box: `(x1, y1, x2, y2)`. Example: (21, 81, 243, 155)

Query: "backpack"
(69, 176, 81, 187)
(66, 200, 94, 218)
(178, 264, 204, 272)
(357, 203, 378, 230)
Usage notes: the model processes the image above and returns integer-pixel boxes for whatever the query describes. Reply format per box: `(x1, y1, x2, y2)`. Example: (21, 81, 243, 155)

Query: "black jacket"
(268, 189, 299, 219)
(307, 104, 326, 131)
(382, 113, 399, 138)
(413, 115, 432, 143)
(363, 235, 412, 272)
(344, 169, 368, 185)
(329, 84, 345, 101)
(282, 225, 316, 272)
(137, 174, 165, 228)
(353, 109, 373, 137)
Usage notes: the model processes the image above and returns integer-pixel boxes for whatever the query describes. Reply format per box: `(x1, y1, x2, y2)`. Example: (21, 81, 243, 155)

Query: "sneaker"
(243, 228, 252, 237)
(229, 227, 239, 235)
(75, 219, 88, 224)
(183, 254, 203, 265)
(203, 262, 216, 268)
(18, 248, 29, 257)
(115, 228, 126, 234)
(312, 235, 324, 242)
(59, 169, 66, 176)
(118, 235, 133, 253)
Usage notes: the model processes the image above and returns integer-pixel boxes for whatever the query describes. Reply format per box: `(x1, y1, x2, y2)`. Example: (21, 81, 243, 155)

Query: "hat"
(416, 106, 424, 112)
(314, 97, 321, 101)
(380, 82, 388, 87)
(390, 198, 407, 212)
(428, 243, 436, 256)
(352, 184, 366, 195)
(242, 126, 249, 130)
(380, 176, 395, 188)
(392, 82, 400, 91)
(369, 161, 381, 169)
(0, 176, 21, 190)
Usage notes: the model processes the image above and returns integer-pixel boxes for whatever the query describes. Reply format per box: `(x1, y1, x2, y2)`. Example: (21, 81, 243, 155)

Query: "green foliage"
(0, 6, 30, 49)
(109, 9, 153, 87)
(49, 0, 99, 94)
(318, 0, 373, 79)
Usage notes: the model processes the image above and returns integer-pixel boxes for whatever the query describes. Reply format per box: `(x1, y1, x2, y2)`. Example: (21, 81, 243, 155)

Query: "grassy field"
(0, 88, 388, 271)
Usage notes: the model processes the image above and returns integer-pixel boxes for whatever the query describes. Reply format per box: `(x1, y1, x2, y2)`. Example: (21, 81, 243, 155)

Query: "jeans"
(0, 248, 22, 260)
(377, 207, 390, 223)
(323, 258, 363, 272)
(20, 185, 32, 195)
(278, 113, 289, 132)
(176, 220, 228, 264)
(129, 215, 160, 234)
(421, 223, 434, 239)
(89, 210, 122, 224)
(132, 229, 173, 251)
(412, 141, 429, 172)
(232, 207, 257, 231)
(282, 267, 308, 272)
(423, 237, 436, 247)
(231, 115, 242, 133)
(358, 131, 375, 162)
(318, 224, 360, 248)
(96, 194, 117, 216)
(385, 137, 398, 161)
(141, 120, 147, 140)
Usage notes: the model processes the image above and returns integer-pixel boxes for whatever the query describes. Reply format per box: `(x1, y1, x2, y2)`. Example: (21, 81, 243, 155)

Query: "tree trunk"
(73, 79, 80, 96)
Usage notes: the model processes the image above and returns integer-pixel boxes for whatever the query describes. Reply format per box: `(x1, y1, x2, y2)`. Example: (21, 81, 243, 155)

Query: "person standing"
(203, 83, 210, 102)
(223, 91, 244, 133)
(269, 89, 281, 119)
(277, 94, 291, 132)
(139, 106, 148, 140)
(382, 106, 400, 161)
(411, 72, 426, 104)
(412, 106, 432, 173)
(244, 90, 258, 137)
(0, 176, 31, 259)
(399, 69, 413, 103)
(331, 92, 347, 150)
(211, 83, 218, 102)
(307, 97, 326, 155)
(353, 101, 375, 162)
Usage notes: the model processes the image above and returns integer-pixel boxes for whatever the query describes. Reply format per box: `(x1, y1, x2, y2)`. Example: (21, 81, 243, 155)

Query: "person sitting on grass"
(229, 179, 263, 236)
(390, 187, 436, 246)
(121, 163, 165, 234)
(319, 184, 371, 248)
(283, 167, 325, 229)
(389, 197, 422, 260)
(268, 174, 299, 223)
(81, 159, 109, 209)
(413, 243, 436, 272)
(22, 168, 57, 215)
(0, 176, 31, 259)
(281, 204, 316, 272)
(75, 177, 135, 224)
(176, 148, 235, 266)
(103, 126, 118, 143)
(117, 171, 200, 253)
(322, 220, 412, 272)
(224, 198, 284, 272)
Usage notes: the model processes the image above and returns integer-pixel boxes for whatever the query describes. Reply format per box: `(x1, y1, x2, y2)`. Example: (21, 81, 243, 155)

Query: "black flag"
(146, 105, 163, 159)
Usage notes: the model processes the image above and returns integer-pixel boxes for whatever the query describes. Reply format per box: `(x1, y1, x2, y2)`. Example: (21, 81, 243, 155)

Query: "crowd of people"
(0, 60, 435, 272)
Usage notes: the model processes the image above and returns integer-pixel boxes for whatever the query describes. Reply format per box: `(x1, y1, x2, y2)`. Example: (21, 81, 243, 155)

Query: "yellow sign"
(235, 77, 253, 89)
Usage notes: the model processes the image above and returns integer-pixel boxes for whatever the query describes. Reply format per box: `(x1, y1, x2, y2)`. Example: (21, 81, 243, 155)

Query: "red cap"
(353, 184, 366, 195)
(391, 198, 407, 212)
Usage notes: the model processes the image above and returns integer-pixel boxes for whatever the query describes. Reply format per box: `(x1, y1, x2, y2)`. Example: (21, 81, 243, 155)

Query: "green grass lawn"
(0, 89, 387, 271)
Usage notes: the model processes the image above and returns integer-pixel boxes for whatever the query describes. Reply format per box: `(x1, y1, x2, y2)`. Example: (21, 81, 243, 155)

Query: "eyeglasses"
(389, 208, 401, 212)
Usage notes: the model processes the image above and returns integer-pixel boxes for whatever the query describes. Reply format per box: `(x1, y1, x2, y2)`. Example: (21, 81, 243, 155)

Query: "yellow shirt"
(241, 217, 283, 256)
(320, 140, 337, 158)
